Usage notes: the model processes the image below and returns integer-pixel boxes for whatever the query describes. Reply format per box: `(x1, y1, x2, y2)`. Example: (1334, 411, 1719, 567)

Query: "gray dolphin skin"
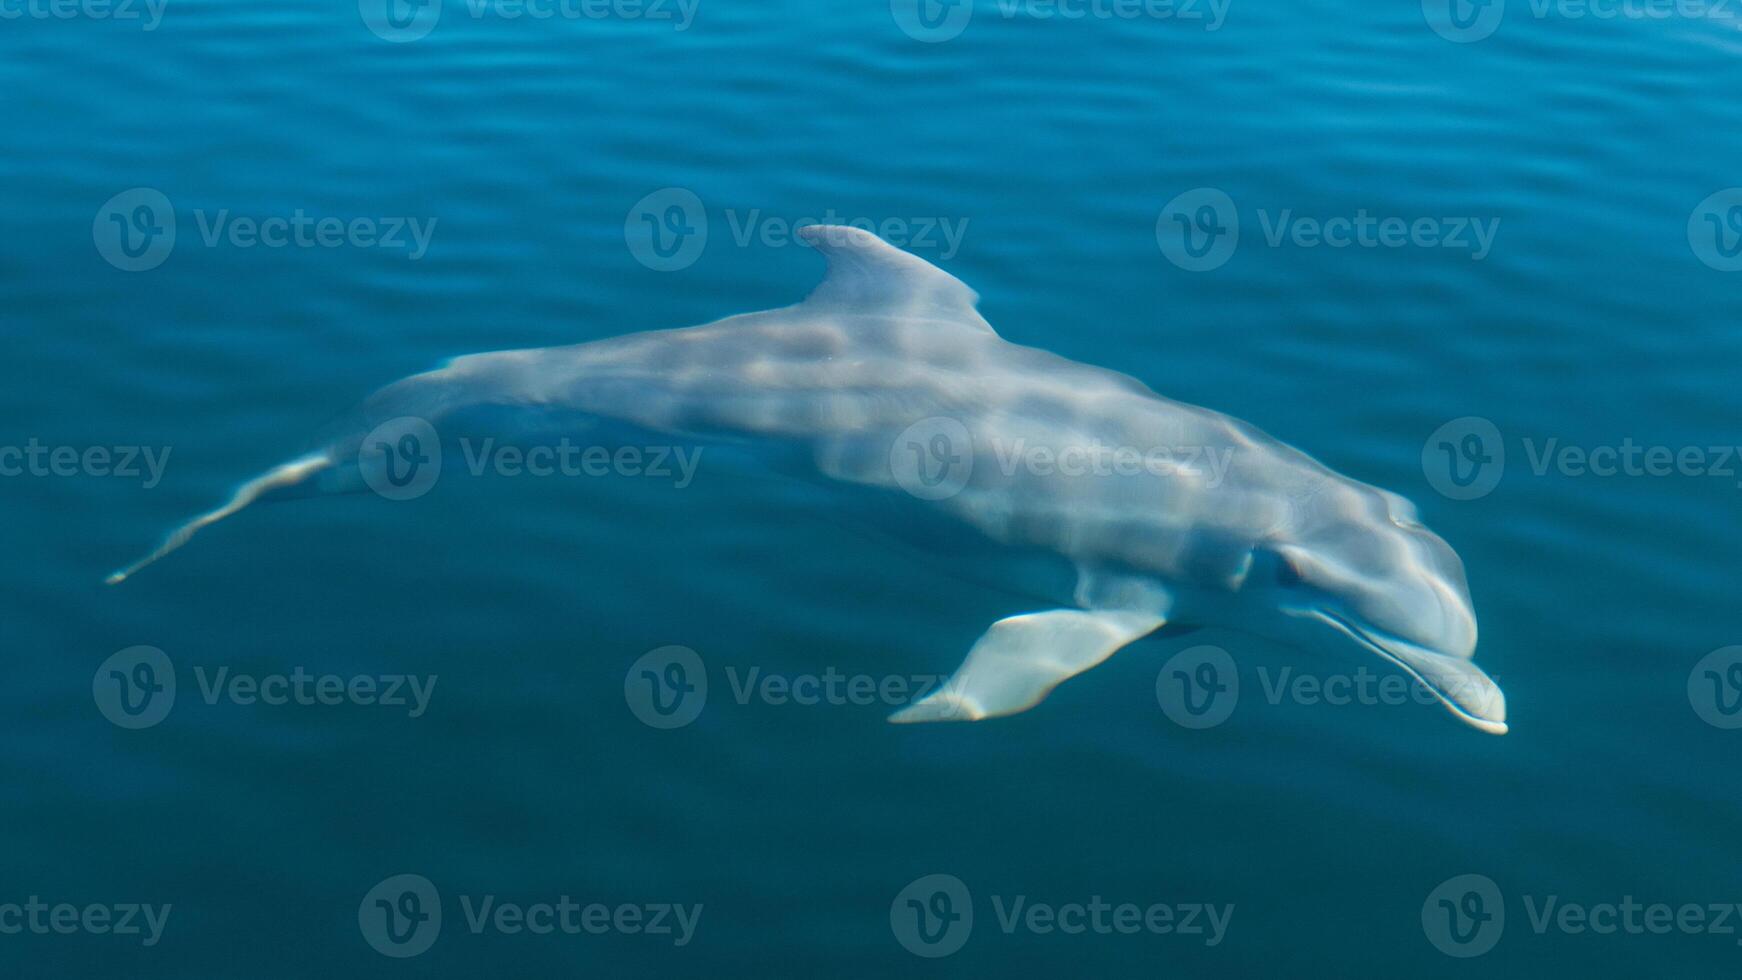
(110, 225, 1506, 734)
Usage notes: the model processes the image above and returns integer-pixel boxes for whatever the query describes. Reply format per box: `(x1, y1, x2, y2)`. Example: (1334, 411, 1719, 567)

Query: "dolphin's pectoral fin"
(796, 224, 996, 335)
(1376, 644, 1508, 735)
(888, 609, 1165, 723)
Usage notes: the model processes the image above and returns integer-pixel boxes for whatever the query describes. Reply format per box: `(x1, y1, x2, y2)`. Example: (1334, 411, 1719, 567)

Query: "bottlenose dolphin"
(109, 225, 1507, 734)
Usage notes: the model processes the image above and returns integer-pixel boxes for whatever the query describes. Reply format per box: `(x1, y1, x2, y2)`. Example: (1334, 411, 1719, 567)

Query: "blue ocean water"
(5, 0, 1742, 975)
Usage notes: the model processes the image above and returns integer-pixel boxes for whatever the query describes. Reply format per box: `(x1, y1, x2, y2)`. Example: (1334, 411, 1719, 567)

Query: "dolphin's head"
(1242, 489, 1506, 733)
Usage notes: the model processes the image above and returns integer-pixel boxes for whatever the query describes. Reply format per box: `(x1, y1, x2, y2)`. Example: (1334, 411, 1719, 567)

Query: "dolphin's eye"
(1276, 554, 1304, 587)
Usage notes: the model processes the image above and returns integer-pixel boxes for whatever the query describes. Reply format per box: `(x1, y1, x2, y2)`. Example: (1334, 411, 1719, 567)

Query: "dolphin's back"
(392, 293, 1350, 597)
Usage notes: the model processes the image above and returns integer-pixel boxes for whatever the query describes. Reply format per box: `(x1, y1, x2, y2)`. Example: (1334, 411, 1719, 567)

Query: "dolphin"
(109, 225, 1507, 734)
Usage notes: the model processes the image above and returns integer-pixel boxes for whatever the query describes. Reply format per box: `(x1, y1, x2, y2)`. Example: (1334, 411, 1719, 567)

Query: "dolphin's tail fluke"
(105, 452, 335, 585)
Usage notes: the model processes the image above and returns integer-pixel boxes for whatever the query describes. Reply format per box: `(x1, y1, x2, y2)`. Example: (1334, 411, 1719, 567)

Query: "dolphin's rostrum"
(110, 225, 1506, 734)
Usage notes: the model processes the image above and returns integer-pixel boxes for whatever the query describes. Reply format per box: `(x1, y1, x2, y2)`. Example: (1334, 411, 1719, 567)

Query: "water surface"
(4, 1, 1742, 976)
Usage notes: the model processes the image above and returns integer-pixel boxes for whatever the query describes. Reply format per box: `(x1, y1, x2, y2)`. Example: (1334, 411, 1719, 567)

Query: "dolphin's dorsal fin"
(797, 224, 995, 334)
